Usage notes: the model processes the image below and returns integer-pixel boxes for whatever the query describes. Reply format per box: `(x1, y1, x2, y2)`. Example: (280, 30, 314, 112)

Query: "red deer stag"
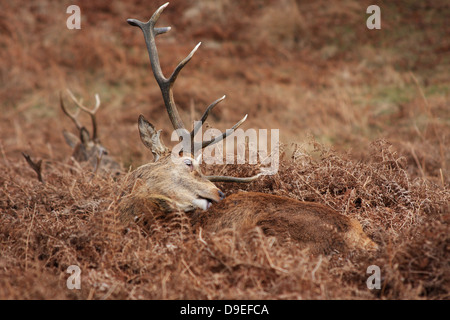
(60, 89, 122, 177)
(120, 3, 378, 254)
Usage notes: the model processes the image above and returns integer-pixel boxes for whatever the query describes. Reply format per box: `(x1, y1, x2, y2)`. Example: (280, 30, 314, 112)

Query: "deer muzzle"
(192, 189, 225, 211)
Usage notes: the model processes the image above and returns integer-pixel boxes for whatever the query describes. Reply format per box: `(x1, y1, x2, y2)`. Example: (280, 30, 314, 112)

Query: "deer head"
(124, 2, 260, 212)
(128, 124, 225, 211)
(60, 89, 121, 176)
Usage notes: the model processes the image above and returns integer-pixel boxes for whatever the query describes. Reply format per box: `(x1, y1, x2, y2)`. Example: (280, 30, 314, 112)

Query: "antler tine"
(197, 112, 260, 183)
(60, 92, 82, 131)
(169, 42, 201, 86)
(127, 2, 195, 133)
(22, 152, 44, 183)
(66, 89, 101, 141)
(190, 95, 226, 141)
(205, 173, 262, 183)
(195, 114, 248, 152)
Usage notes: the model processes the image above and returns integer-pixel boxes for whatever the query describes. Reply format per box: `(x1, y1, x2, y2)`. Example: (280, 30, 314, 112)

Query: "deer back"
(189, 192, 378, 254)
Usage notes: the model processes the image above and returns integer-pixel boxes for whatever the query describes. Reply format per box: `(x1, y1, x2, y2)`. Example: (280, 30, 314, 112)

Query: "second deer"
(60, 89, 122, 177)
(120, 3, 378, 254)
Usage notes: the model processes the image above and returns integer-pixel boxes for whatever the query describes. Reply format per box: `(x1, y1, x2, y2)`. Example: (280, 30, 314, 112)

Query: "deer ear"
(138, 115, 169, 161)
(138, 115, 157, 149)
(63, 130, 80, 148)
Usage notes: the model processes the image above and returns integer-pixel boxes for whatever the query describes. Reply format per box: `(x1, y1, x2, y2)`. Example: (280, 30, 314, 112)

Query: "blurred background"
(1, 0, 448, 184)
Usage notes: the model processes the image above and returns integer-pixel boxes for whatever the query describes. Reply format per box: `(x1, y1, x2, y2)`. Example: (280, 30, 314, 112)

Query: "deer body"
(191, 192, 377, 253)
(118, 154, 377, 254)
(120, 187, 377, 254)
(118, 3, 378, 255)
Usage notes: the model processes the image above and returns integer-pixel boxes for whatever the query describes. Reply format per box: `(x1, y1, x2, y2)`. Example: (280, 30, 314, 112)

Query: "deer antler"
(205, 173, 262, 183)
(22, 152, 44, 183)
(128, 2, 260, 183)
(60, 92, 82, 132)
(65, 89, 101, 142)
(127, 3, 188, 133)
(127, 2, 247, 156)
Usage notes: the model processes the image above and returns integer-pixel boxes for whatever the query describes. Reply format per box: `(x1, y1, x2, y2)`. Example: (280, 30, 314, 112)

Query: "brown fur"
(190, 192, 378, 254)
(120, 155, 222, 213)
(69, 138, 121, 176)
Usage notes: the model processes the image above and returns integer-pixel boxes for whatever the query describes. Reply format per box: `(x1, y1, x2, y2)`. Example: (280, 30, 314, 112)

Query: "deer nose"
(218, 190, 225, 200)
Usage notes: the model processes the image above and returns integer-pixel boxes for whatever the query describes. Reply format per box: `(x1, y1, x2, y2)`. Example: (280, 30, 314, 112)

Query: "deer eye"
(183, 158, 193, 171)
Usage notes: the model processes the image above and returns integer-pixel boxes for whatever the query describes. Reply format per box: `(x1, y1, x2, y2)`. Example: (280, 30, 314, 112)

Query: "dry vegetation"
(0, 0, 449, 299)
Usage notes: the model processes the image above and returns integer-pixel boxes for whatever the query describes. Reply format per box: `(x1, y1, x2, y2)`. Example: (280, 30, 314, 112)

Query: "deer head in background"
(60, 89, 121, 177)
